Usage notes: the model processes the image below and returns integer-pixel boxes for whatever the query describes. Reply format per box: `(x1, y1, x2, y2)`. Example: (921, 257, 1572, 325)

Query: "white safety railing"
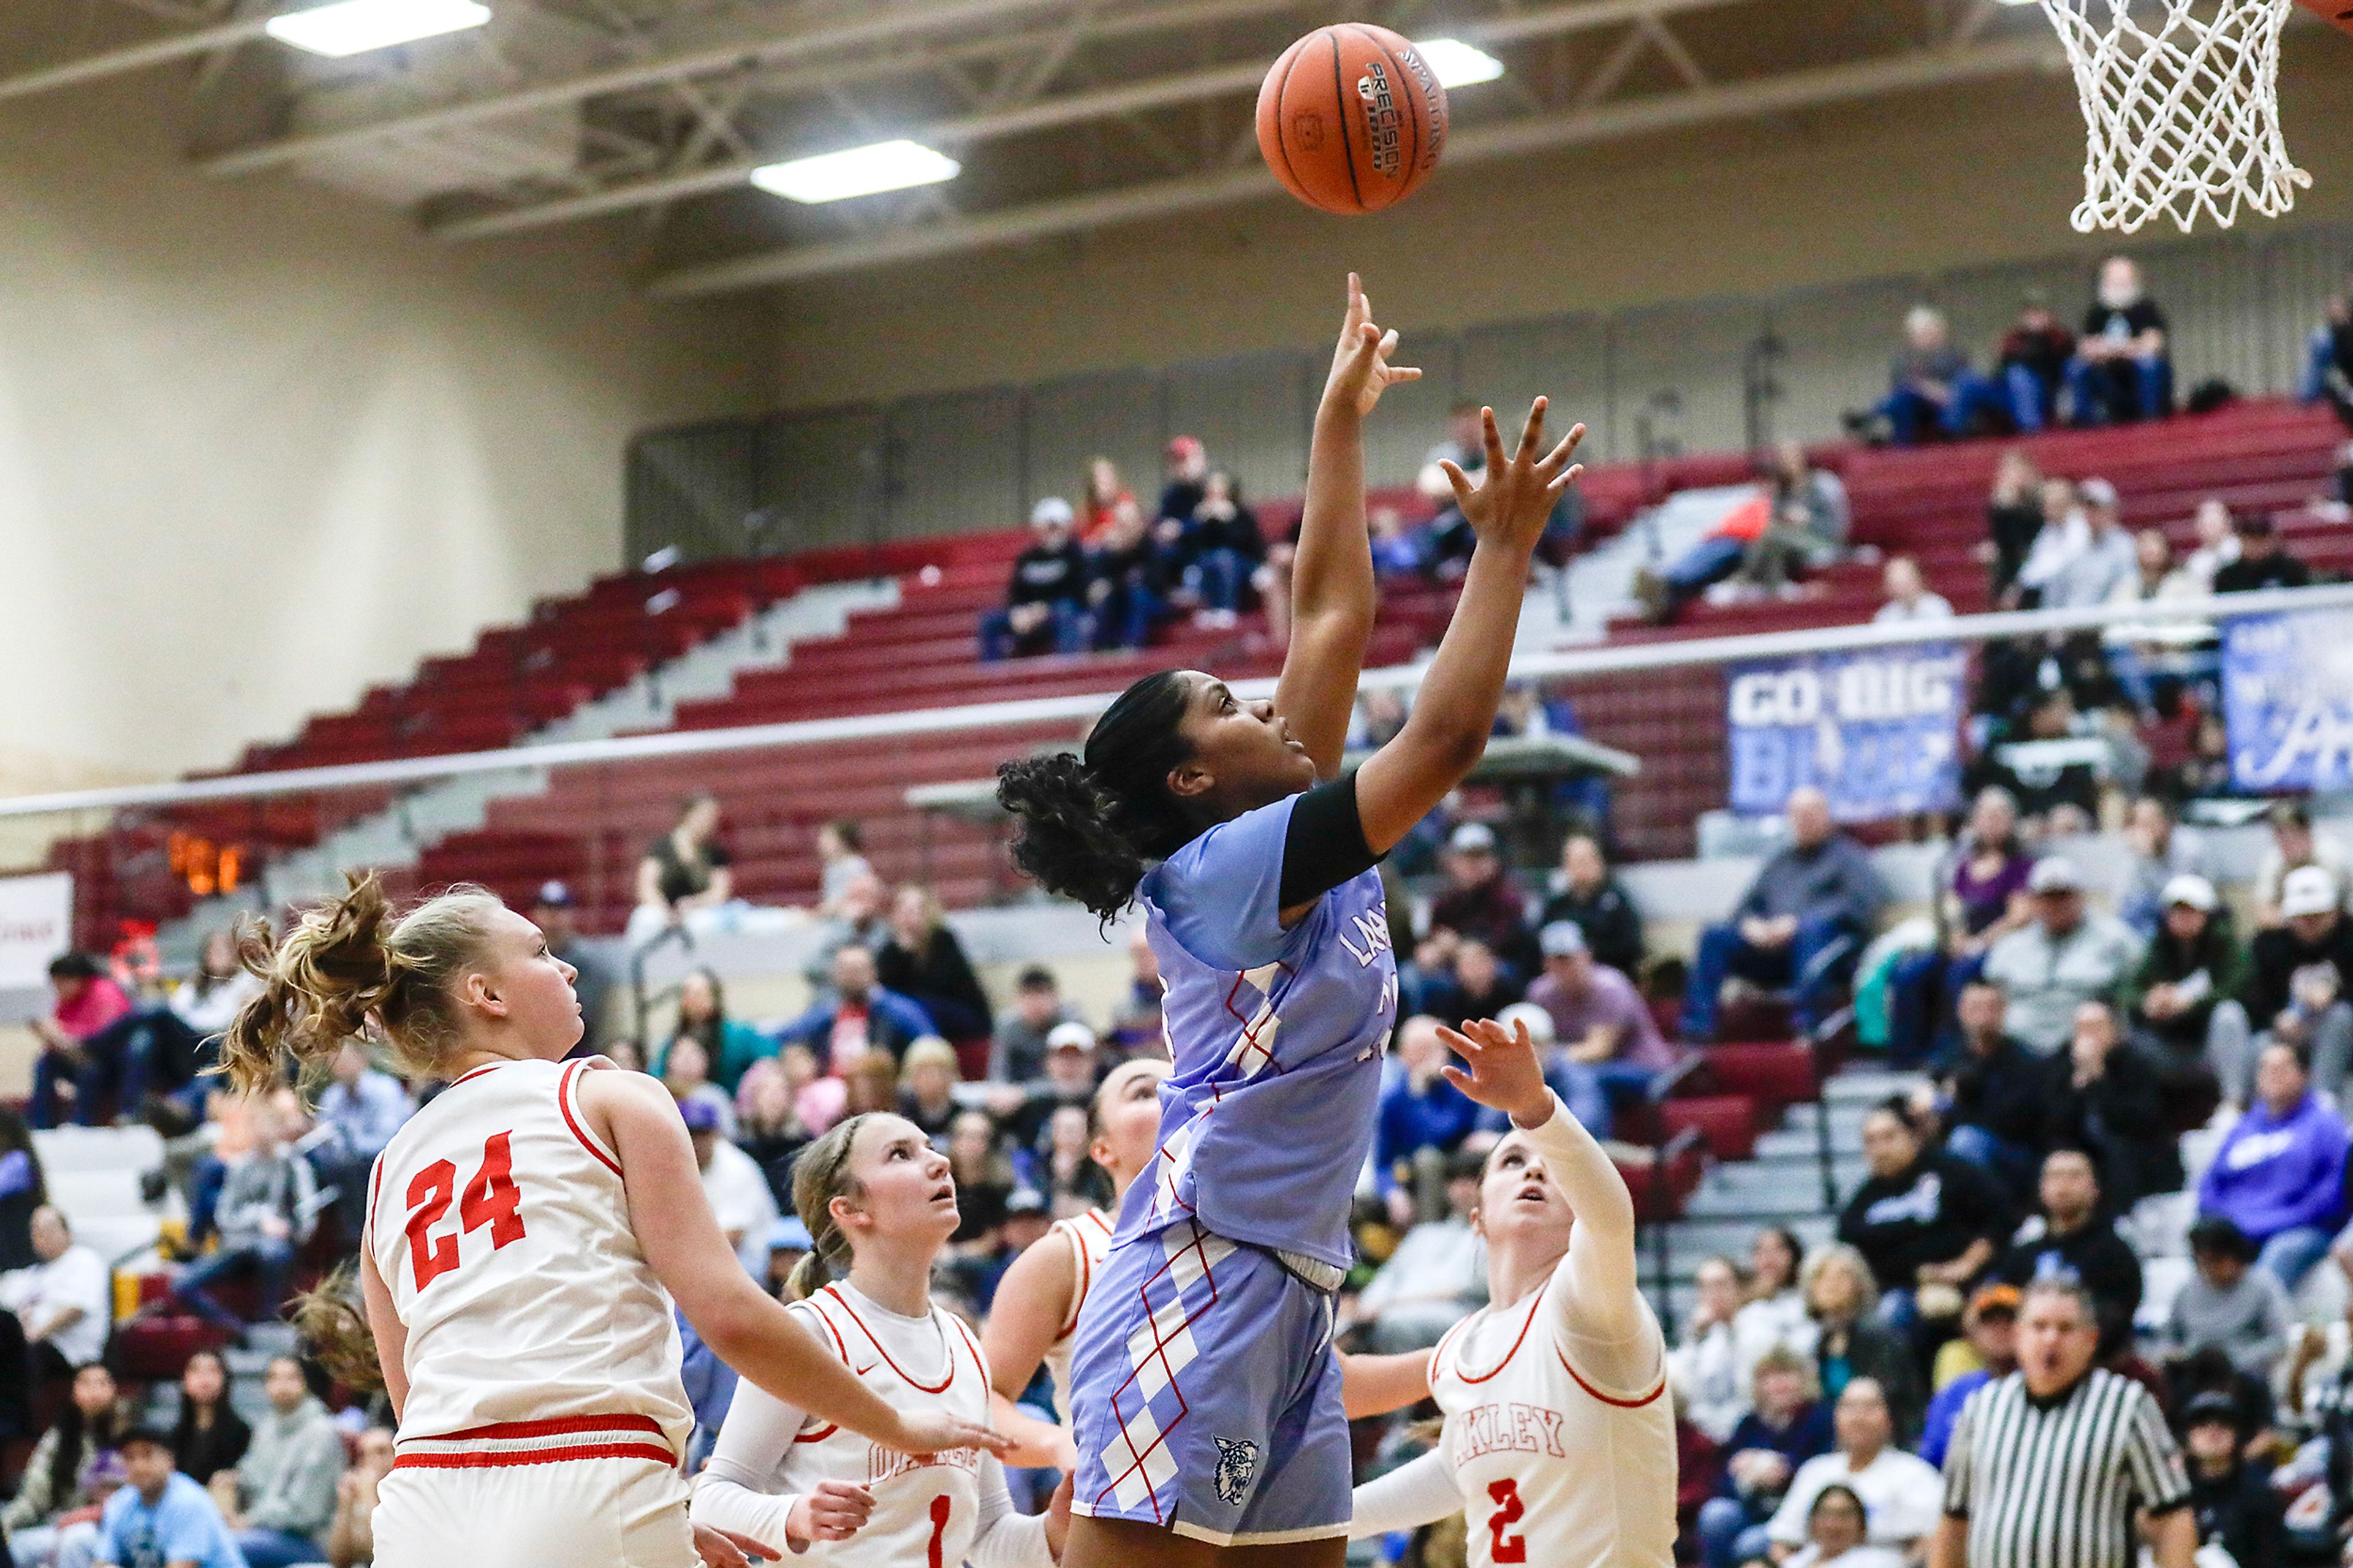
(7, 581, 2353, 821)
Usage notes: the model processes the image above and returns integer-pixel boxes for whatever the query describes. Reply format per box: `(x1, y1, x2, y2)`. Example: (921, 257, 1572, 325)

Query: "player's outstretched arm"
(1351, 403, 1583, 854)
(588, 1069, 1007, 1458)
(359, 1252, 410, 1421)
(1338, 1349, 1433, 1419)
(1276, 272, 1420, 777)
(1348, 1449, 1464, 1540)
(980, 1234, 1083, 1471)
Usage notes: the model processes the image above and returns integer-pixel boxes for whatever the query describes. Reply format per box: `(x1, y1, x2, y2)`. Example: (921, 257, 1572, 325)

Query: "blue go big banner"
(2222, 609, 2353, 792)
(1726, 644, 1967, 822)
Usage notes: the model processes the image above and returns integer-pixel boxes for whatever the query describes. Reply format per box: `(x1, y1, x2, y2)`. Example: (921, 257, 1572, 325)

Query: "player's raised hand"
(693, 1524, 781, 1567)
(1436, 401, 1584, 558)
(1439, 1015, 1555, 1129)
(890, 1411, 1015, 1458)
(1322, 272, 1422, 420)
(785, 1480, 875, 1546)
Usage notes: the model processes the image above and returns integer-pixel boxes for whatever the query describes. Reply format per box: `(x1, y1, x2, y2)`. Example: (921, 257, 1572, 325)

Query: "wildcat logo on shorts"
(1212, 1436, 1259, 1506)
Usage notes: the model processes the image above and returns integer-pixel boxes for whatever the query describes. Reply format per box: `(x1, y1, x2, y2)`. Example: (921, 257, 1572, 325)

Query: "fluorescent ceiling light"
(266, 0, 491, 57)
(1416, 37, 1506, 89)
(751, 140, 962, 204)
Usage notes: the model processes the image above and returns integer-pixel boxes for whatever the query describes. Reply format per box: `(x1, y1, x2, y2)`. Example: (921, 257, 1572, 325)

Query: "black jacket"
(1537, 879, 1647, 978)
(1995, 1216, 2145, 1357)
(1946, 1035, 2047, 1152)
(1004, 541, 1089, 608)
(1837, 1152, 2011, 1290)
(2040, 1047, 2183, 1206)
(2248, 916, 2353, 1029)
(874, 926, 993, 1039)
(2188, 1461, 2282, 1568)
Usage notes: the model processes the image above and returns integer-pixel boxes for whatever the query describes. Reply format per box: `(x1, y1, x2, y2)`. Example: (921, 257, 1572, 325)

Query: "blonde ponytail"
(786, 1112, 879, 1301)
(290, 1261, 385, 1392)
(221, 874, 503, 1098)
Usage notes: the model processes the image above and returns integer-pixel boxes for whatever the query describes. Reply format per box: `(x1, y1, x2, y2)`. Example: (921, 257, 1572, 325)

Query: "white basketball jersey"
(771, 1285, 992, 1566)
(1430, 1288, 1677, 1568)
(366, 1058, 691, 1458)
(1040, 1209, 1113, 1416)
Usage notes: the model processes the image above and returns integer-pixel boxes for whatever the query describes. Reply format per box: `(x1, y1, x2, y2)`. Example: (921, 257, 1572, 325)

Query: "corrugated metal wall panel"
(1164, 349, 1316, 503)
(1020, 369, 1165, 518)
(885, 388, 1023, 541)
(754, 406, 886, 552)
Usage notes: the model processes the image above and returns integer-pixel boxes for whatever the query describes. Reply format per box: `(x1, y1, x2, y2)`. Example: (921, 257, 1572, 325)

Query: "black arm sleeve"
(1278, 771, 1383, 910)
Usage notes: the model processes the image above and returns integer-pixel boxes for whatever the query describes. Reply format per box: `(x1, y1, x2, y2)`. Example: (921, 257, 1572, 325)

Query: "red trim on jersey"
(820, 1285, 954, 1393)
(1555, 1347, 1668, 1410)
(393, 1442, 677, 1471)
(793, 1424, 839, 1444)
(449, 1062, 505, 1089)
(1449, 1292, 1545, 1386)
(425, 1413, 668, 1444)
(556, 1060, 624, 1178)
(1053, 1213, 1105, 1343)
(796, 1295, 851, 1363)
(362, 1156, 385, 1256)
(948, 1308, 990, 1389)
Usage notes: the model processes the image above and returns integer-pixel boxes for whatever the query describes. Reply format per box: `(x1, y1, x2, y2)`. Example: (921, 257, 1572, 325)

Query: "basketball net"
(2033, 0, 2309, 233)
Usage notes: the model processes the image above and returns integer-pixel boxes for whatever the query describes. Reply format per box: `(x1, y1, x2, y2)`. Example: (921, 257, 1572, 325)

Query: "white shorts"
(373, 1455, 694, 1568)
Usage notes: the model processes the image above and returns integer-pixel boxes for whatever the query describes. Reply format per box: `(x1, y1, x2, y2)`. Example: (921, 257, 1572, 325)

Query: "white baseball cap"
(1497, 1001, 1557, 1047)
(2282, 865, 2340, 919)
(2027, 857, 2084, 895)
(1449, 822, 1498, 854)
(1030, 496, 1075, 528)
(2161, 874, 2218, 912)
(1046, 1020, 1097, 1052)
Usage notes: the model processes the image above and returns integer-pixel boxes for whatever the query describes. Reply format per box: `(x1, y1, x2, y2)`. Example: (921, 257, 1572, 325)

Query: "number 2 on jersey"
(1485, 1477, 1526, 1564)
(405, 1132, 527, 1289)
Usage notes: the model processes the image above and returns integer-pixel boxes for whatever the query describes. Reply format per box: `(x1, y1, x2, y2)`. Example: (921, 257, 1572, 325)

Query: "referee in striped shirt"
(1931, 1278, 2194, 1568)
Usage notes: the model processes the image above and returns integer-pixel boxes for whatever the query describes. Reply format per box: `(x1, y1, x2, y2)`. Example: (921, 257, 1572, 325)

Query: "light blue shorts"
(1066, 1220, 1350, 1547)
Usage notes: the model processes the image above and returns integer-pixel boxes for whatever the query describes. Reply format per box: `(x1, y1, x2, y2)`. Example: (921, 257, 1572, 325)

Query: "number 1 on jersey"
(406, 1132, 528, 1289)
(926, 1495, 952, 1568)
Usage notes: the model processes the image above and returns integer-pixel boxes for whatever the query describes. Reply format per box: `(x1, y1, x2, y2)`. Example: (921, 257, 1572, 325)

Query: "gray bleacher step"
(1656, 1216, 1837, 1260)
(1821, 1069, 1930, 1105)
(1773, 1101, 1876, 1143)
(1684, 1157, 1862, 1218)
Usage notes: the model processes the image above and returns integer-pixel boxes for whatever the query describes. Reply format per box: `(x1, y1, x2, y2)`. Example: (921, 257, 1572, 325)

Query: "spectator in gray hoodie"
(222, 1356, 346, 1568)
(1980, 857, 2144, 1054)
(171, 1099, 317, 1333)
(2164, 1218, 2294, 1381)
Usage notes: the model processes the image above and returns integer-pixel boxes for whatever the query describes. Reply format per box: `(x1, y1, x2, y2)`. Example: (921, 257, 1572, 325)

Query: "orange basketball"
(1256, 23, 1448, 216)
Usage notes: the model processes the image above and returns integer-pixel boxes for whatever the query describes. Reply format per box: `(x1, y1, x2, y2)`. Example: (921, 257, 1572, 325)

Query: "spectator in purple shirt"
(2197, 1040, 2350, 1290)
(1524, 921, 1673, 1137)
(1885, 787, 2037, 1066)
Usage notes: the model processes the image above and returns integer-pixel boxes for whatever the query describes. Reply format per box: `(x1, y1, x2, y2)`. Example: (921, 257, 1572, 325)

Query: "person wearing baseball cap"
(2213, 507, 2313, 594)
(2123, 873, 2249, 1097)
(1981, 855, 2144, 1054)
(2254, 800, 2352, 926)
(1524, 920, 1672, 1139)
(1159, 434, 1208, 523)
(1428, 820, 1540, 975)
(980, 495, 1091, 660)
(2044, 475, 2135, 610)
(533, 879, 615, 1058)
(2178, 1390, 2279, 1568)
(2248, 864, 2353, 1088)
(1918, 1286, 2021, 1468)
(683, 1093, 781, 1279)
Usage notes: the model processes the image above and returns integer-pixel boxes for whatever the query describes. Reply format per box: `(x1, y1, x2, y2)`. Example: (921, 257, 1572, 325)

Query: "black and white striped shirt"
(1942, 1368, 2190, 1568)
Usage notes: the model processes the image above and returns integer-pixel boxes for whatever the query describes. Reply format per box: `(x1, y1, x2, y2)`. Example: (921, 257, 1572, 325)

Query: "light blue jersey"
(1118, 791, 1396, 1270)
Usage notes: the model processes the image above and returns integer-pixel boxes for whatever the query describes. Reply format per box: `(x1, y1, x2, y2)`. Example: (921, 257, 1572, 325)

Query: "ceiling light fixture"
(751, 140, 963, 204)
(1415, 38, 1506, 88)
(265, 0, 492, 58)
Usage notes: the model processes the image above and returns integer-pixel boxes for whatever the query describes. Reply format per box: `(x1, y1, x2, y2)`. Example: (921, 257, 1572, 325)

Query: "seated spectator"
(220, 1356, 345, 1568)
(1107, 926, 1167, 1059)
(2249, 866, 2353, 1093)
(980, 497, 1091, 660)
(1672, 1256, 1755, 1443)
(1871, 556, 1952, 624)
(2124, 874, 2249, 1097)
(872, 884, 993, 1043)
(996, 1021, 1103, 1149)
(988, 965, 1080, 1084)
(1995, 1147, 2144, 1358)
(1995, 291, 2078, 432)
(3, 1360, 126, 1566)
(2167, 1216, 2292, 1379)
(773, 944, 935, 1072)
(656, 1035, 737, 1139)
(324, 1425, 395, 1568)
(2067, 256, 2173, 425)
(1885, 786, 2034, 1067)
(1697, 1347, 1836, 1568)
(1539, 831, 1646, 977)
(2041, 477, 2136, 611)
(1874, 305, 2004, 445)
(1735, 1227, 1817, 1384)
(1802, 1244, 1922, 1442)
(811, 819, 873, 919)
(1737, 441, 1851, 593)
(896, 1036, 963, 1144)
(2198, 1040, 2349, 1290)
(1768, 1482, 1906, 1568)
(29, 952, 134, 1130)
(1684, 787, 1887, 1042)
(2254, 800, 2351, 929)
(2040, 1001, 2181, 1208)
(1839, 1100, 2010, 1341)
(1155, 434, 1207, 526)
(1083, 494, 1168, 653)
(841, 1053, 901, 1121)
(1, 1207, 112, 1388)
(0, 1109, 44, 1279)
(946, 1110, 1017, 1256)
(2212, 509, 2312, 594)
(733, 1059, 815, 1206)
(167, 1350, 249, 1490)
(1525, 921, 1673, 1138)
(313, 1041, 414, 1238)
(629, 792, 734, 947)
(683, 1099, 778, 1279)
(1376, 1015, 1479, 1226)
(2114, 796, 2211, 939)
(529, 883, 614, 1060)
(1417, 936, 1523, 1031)
(1077, 453, 1131, 545)
(1367, 504, 1426, 579)
(97, 1426, 244, 1568)
(1635, 487, 1773, 623)
(1036, 1103, 1101, 1213)
(2103, 531, 2207, 719)
(1920, 1286, 2019, 1469)
(171, 1097, 315, 1333)
(2302, 260, 2353, 429)
(166, 927, 260, 1077)
(1760, 1379, 1942, 1562)
(772, 1040, 844, 1138)
(1165, 468, 1264, 627)
(2180, 1390, 2285, 1568)
(1979, 686, 2105, 833)
(2180, 496, 2241, 591)
(1427, 822, 1538, 977)
(2009, 477, 2087, 610)
(1982, 450, 2047, 600)
(1939, 982, 2047, 1202)
(1344, 1150, 1486, 1354)
(1980, 857, 2143, 1055)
